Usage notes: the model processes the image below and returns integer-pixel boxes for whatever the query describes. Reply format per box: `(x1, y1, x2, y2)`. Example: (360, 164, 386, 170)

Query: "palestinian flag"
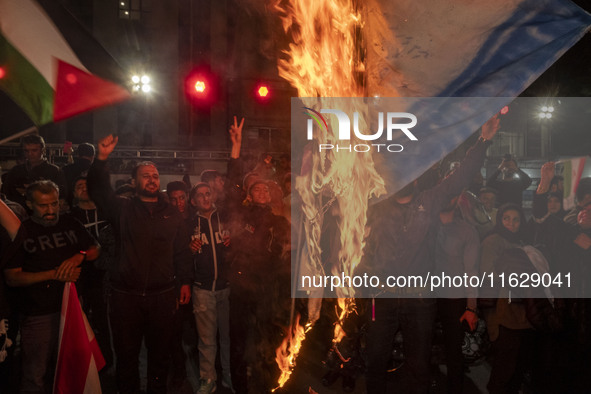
(0, 0, 130, 126)
(54, 282, 105, 394)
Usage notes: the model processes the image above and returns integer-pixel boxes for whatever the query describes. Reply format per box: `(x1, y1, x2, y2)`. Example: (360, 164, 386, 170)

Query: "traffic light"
(184, 66, 219, 110)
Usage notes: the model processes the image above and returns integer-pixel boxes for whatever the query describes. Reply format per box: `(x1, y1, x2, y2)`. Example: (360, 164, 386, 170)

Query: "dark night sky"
(1, 1, 590, 147)
(518, 0, 591, 156)
(522, 0, 591, 98)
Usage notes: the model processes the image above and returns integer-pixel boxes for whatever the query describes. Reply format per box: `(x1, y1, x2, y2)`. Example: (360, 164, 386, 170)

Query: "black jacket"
(231, 204, 290, 262)
(87, 160, 192, 294)
(191, 209, 231, 291)
(486, 167, 532, 206)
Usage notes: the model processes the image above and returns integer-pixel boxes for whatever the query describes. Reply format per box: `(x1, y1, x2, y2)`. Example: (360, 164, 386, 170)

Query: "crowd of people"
(352, 115, 591, 394)
(0, 118, 292, 394)
(0, 113, 590, 394)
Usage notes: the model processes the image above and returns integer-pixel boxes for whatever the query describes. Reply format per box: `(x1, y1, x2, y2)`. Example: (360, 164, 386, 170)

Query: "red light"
(0, 66, 5, 79)
(184, 66, 219, 111)
(194, 80, 206, 93)
(500, 106, 509, 115)
(257, 86, 269, 97)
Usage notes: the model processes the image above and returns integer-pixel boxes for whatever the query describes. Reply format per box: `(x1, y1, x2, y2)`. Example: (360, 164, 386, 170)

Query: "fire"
(334, 298, 351, 338)
(274, 0, 385, 296)
(271, 0, 388, 388)
(273, 314, 312, 391)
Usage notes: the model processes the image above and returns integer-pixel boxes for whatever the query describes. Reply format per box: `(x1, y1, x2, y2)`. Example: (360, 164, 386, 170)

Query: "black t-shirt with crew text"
(5, 214, 94, 316)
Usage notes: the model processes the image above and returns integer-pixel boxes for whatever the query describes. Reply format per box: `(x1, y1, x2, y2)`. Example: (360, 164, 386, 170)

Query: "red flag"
(53, 59, 130, 123)
(53, 282, 105, 394)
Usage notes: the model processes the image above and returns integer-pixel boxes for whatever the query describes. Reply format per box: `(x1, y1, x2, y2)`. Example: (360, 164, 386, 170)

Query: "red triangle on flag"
(53, 59, 130, 122)
(54, 283, 105, 394)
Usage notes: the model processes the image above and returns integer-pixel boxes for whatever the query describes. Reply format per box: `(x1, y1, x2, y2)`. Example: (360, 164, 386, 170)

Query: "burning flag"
(273, 0, 591, 388)
(282, 0, 591, 298)
(53, 282, 105, 394)
(0, 0, 130, 126)
(273, 0, 385, 387)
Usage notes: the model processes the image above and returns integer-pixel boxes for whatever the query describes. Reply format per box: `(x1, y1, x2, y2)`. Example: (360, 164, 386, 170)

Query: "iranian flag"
(0, 0, 130, 126)
(54, 282, 105, 394)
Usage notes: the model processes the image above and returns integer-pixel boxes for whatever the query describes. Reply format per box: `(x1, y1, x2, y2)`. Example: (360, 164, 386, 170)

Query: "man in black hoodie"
(87, 134, 192, 394)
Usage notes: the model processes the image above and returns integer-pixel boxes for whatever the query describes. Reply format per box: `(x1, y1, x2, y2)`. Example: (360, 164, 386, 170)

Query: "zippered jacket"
(87, 159, 192, 294)
(191, 209, 230, 291)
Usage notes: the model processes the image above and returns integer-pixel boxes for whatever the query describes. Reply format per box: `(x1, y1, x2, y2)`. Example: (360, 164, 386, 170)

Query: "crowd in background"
(0, 114, 590, 394)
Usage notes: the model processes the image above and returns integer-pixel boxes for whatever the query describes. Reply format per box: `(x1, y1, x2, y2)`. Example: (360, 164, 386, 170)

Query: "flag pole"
(0, 126, 37, 146)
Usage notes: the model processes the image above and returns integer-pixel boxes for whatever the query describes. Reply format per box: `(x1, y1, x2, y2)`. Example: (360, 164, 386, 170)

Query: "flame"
(272, 0, 388, 387)
(333, 297, 351, 338)
(273, 314, 312, 391)
(274, 0, 385, 296)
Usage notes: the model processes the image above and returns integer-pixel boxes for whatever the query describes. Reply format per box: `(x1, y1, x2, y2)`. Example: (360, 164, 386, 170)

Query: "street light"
(538, 103, 555, 156)
(539, 105, 555, 118)
(539, 105, 554, 119)
(131, 74, 151, 94)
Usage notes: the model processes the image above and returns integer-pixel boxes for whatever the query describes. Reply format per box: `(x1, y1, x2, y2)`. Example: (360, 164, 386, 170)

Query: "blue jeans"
(20, 313, 60, 394)
(365, 297, 437, 394)
(192, 286, 231, 381)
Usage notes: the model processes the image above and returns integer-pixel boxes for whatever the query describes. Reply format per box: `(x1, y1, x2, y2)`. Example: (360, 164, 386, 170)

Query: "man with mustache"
(87, 134, 192, 394)
(3, 180, 99, 393)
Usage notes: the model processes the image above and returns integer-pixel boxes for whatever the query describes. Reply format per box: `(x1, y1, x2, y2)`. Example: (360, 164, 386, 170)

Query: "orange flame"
(274, 0, 385, 297)
(272, 0, 388, 387)
(332, 297, 357, 349)
(273, 314, 312, 391)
